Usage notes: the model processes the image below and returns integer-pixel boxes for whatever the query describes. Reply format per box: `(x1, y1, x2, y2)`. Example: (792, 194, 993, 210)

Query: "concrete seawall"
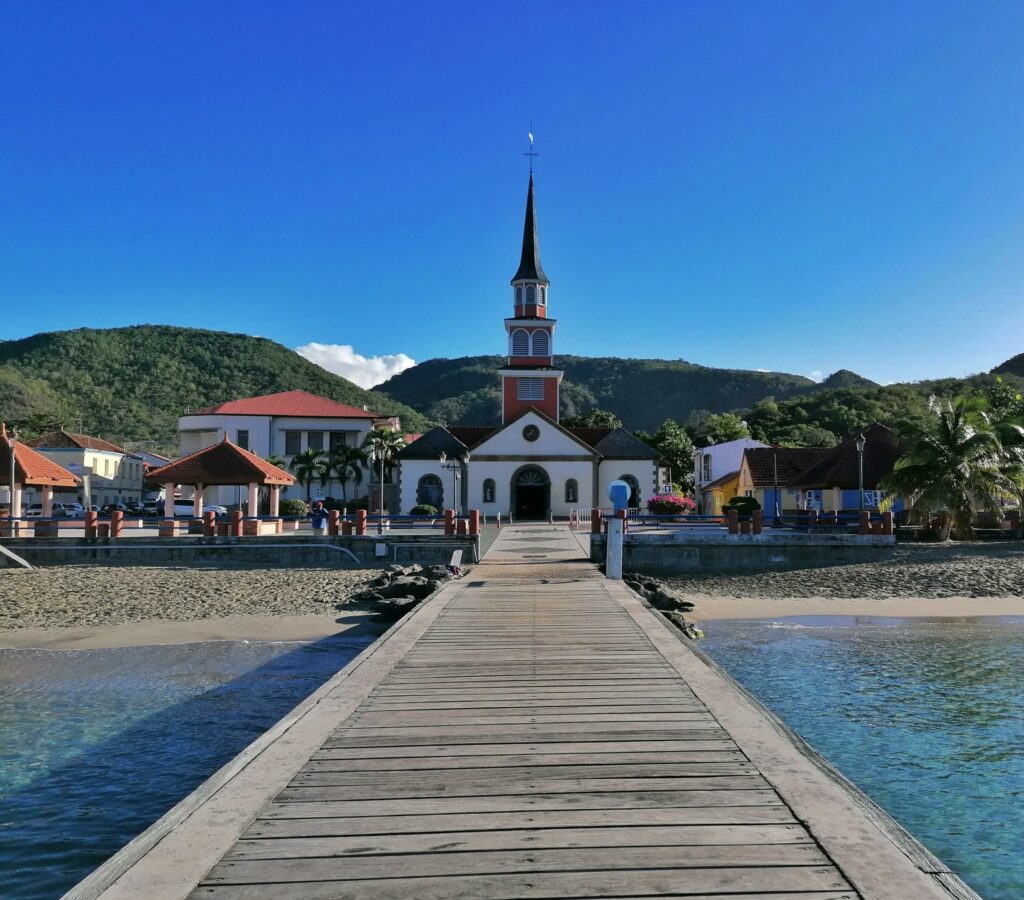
(0, 534, 478, 568)
(591, 531, 895, 574)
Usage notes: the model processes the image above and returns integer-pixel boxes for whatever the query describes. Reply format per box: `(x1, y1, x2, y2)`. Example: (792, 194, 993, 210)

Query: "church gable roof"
(399, 427, 469, 460)
(469, 408, 596, 456)
(591, 427, 661, 460)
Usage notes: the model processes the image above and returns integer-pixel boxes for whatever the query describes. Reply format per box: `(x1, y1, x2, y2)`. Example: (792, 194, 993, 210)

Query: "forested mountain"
(0, 326, 431, 446)
(376, 355, 876, 431)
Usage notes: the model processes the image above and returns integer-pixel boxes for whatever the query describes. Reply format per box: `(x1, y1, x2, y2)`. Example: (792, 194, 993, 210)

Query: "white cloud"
(756, 368, 770, 372)
(295, 342, 417, 389)
(808, 370, 824, 382)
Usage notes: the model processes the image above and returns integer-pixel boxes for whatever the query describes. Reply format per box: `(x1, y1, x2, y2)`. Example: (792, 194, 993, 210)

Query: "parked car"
(64, 503, 86, 519)
(99, 503, 130, 516)
(25, 502, 72, 518)
(172, 502, 228, 517)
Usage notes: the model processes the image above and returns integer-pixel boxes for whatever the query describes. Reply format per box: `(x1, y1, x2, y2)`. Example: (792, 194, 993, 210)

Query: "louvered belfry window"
(511, 329, 530, 356)
(531, 330, 549, 356)
(517, 378, 544, 400)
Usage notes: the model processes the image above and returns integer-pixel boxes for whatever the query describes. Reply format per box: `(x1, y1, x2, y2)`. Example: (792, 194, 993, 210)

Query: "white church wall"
(598, 459, 658, 509)
(399, 460, 451, 513)
(467, 460, 594, 517)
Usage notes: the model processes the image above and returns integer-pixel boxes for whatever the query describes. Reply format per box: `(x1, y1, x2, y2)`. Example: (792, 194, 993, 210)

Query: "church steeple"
(511, 174, 549, 285)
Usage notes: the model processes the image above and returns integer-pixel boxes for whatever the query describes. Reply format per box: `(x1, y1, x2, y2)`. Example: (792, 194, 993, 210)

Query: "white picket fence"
(568, 507, 644, 530)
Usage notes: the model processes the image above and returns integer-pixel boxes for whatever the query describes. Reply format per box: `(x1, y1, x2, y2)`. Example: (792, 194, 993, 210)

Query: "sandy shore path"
(0, 565, 381, 649)
(661, 543, 1024, 620)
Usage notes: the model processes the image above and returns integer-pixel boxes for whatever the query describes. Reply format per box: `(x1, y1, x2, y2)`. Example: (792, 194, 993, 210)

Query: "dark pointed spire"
(511, 174, 549, 285)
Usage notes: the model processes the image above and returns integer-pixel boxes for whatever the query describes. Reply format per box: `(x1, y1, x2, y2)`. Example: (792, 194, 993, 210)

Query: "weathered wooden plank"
(227, 823, 809, 858)
(300, 761, 755, 781)
(308, 748, 746, 768)
(249, 805, 798, 837)
(194, 865, 852, 898)
(264, 789, 782, 817)
(208, 842, 829, 880)
(313, 739, 741, 759)
(322, 728, 730, 748)
(348, 711, 714, 727)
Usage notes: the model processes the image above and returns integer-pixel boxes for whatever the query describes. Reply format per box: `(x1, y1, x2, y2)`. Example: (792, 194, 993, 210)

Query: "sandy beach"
(663, 543, 1024, 620)
(0, 565, 381, 649)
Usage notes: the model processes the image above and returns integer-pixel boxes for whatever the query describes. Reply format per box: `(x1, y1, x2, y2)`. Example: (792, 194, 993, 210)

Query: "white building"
(397, 172, 664, 518)
(177, 391, 399, 507)
(693, 437, 768, 513)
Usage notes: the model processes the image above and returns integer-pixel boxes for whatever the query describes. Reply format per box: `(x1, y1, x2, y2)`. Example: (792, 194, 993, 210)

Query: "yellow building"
(736, 447, 831, 516)
(699, 470, 741, 516)
(25, 430, 145, 507)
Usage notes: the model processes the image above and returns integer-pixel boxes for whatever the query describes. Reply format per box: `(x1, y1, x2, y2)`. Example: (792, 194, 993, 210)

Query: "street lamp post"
(372, 447, 386, 535)
(439, 451, 469, 516)
(855, 433, 866, 513)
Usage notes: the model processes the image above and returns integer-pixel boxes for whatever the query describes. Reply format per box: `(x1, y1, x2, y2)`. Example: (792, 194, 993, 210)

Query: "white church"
(398, 173, 666, 518)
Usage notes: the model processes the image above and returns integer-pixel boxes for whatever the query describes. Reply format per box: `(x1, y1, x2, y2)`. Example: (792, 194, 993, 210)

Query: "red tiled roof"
(25, 429, 126, 453)
(191, 390, 379, 418)
(149, 437, 295, 486)
(0, 431, 79, 487)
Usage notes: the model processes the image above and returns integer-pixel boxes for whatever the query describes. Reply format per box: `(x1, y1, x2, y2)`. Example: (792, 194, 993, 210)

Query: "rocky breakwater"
(625, 574, 703, 639)
(345, 563, 457, 622)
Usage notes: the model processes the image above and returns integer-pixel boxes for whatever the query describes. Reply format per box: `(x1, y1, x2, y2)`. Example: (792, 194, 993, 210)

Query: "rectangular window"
(517, 377, 544, 401)
(702, 455, 712, 482)
(329, 432, 347, 452)
(236, 429, 249, 450)
(284, 431, 301, 456)
(307, 431, 323, 452)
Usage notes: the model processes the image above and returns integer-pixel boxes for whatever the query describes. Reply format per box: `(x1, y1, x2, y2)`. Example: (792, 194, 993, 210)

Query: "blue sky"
(2, 1, 1023, 387)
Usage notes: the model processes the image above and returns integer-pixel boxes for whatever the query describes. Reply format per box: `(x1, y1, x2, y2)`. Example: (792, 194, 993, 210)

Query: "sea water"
(701, 616, 1024, 900)
(0, 634, 374, 899)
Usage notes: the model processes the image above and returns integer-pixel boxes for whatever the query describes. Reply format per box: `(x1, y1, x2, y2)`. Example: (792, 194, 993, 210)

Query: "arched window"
(515, 286, 523, 303)
(531, 329, 550, 356)
(417, 474, 443, 509)
(565, 478, 578, 503)
(511, 328, 530, 356)
(526, 285, 536, 303)
(483, 478, 495, 503)
(619, 474, 640, 508)
(539, 286, 546, 304)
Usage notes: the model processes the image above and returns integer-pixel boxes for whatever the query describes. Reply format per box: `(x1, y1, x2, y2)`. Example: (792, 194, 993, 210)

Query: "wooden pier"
(72, 525, 974, 900)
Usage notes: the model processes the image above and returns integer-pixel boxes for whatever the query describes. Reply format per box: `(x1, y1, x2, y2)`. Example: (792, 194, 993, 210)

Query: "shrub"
(722, 495, 761, 516)
(279, 498, 309, 517)
(409, 504, 439, 516)
(647, 494, 696, 516)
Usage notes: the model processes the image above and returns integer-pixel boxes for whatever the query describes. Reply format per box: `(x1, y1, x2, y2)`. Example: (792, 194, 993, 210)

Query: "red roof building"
(193, 390, 379, 418)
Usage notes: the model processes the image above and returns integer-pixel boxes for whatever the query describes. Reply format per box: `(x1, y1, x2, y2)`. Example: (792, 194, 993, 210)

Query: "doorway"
(511, 466, 550, 519)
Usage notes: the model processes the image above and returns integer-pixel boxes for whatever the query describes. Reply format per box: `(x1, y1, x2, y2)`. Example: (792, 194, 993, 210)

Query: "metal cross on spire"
(524, 123, 538, 174)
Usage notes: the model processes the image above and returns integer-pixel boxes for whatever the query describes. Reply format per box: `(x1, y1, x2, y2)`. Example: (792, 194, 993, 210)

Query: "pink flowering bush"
(647, 494, 696, 516)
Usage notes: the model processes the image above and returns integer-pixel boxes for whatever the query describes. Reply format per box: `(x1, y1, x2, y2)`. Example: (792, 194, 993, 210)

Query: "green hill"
(0, 325, 431, 445)
(377, 355, 870, 431)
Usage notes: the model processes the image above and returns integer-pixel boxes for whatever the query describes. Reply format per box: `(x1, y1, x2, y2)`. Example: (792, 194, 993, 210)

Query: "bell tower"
(500, 172, 562, 423)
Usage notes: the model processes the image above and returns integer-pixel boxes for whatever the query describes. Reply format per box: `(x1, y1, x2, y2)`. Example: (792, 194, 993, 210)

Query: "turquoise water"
(701, 616, 1024, 900)
(0, 634, 373, 899)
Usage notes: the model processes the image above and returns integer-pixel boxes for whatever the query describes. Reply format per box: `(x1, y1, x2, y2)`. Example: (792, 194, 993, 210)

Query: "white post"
(247, 482, 259, 517)
(269, 485, 280, 517)
(193, 484, 204, 517)
(607, 511, 624, 580)
(42, 486, 54, 517)
(11, 483, 23, 520)
(164, 483, 175, 518)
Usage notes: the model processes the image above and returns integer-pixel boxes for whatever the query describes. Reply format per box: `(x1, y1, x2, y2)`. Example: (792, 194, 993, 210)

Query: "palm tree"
(265, 453, 286, 470)
(324, 444, 368, 502)
(289, 448, 327, 505)
(362, 429, 407, 514)
(880, 396, 1024, 540)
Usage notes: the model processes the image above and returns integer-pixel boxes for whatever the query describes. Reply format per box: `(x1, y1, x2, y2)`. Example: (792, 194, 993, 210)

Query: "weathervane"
(524, 121, 538, 174)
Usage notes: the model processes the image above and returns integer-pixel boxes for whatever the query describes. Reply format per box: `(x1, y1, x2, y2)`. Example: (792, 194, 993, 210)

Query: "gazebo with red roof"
(148, 436, 294, 521)
(1, 424, 79, 531)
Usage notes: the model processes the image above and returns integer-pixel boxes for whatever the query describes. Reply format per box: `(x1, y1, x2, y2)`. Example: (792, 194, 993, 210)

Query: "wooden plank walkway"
(79, 525, 971, 899)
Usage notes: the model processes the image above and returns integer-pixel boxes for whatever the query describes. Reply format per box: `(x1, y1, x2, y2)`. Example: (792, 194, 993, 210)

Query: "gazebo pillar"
(163, 484, 175, 518)
(193, 484, 204, 517)
(247, 482, 259, 517)
(269, 485, 281, 517)
(41, 486, 54, 517)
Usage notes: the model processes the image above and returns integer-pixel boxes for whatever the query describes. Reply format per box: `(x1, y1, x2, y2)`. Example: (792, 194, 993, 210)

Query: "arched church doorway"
(511, 465, 550, 519)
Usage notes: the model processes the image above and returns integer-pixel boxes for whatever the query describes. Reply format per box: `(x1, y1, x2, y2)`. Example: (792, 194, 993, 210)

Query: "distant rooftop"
(191, 390, 379, 419)
(25, 429, 125, 454)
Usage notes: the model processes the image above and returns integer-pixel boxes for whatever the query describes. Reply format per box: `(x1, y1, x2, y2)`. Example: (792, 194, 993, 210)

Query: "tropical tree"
(289, 448, 327, 504)
(265, 453, 286, 470)
(362, 429, 407, 513)
(700, 412, 750, 445)
(880, 396, 1024, 540)
(561, 408, 622, 428)
(324, 444, 368, 501)
(635, 419, 696, 493)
